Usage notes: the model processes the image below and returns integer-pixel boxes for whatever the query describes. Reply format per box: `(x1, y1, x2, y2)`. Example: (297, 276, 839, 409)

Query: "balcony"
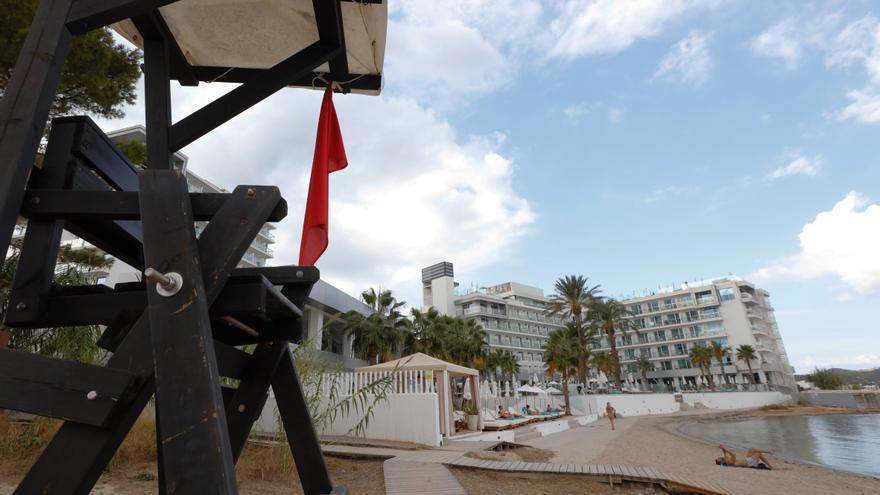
(746, 309, 763, 319)
(696, 296, 717, 306)
(740, 292, 758, 304)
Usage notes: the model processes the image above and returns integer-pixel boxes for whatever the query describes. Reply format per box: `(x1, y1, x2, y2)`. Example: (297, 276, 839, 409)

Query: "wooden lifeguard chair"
(0, 1, 387, 493)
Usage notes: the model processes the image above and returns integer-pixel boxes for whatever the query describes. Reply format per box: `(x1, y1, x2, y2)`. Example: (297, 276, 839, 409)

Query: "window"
(658, 345, 670, 357)
(654, 330, 666, 342)
(679, 294, 694, 306)
(630, 304, 642, 315)
(462, 302, 471, 310)
(719, 287, 736, 301)
(700, 308, 720, 319)
(650, 315, 662, 327)
(661, 361, 673, 370)
(625, 349, 636, 360)
(647, 301, 660, 312)
(640, 348, 652, 358)
(666, 313, 681, 324)
(686, 310, 699, 322)
(622, 335, 633, 346)
(690, 325, 702, 338)
(638, 333, 649, 344)
(677, 359, 692, 369)
(633, 318, 646, 329)
(674, 343, 687, 355)
(706, 322, 724, 334)
(670, 328, 684, 340)
(663, 298, 676, 309)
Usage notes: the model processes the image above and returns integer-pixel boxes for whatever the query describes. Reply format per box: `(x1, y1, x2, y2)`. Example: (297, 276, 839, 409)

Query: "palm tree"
(634, 356, 653, 389)
(736, 344, 758, 385)
(590, 351, 615, 382)
(544, 326, 579, 415)
(545, 275, 601, 384)
(340, 288, 410, 364)
(588, 298, 633, 386)
(485, 349, 505, 381)
(710, 342, 731, 385)
(689, 346, 715, 389)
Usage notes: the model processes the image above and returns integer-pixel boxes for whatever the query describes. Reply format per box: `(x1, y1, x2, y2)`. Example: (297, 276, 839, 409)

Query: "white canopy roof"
(112, 0, 387, 95)
(356, 352, 478, 376)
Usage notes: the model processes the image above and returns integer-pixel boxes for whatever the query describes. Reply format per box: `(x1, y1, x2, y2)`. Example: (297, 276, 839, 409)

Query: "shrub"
(807, 368, 844, 390)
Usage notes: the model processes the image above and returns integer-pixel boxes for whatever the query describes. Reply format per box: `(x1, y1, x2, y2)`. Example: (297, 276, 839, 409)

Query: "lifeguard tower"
(0, 1, 386, 493)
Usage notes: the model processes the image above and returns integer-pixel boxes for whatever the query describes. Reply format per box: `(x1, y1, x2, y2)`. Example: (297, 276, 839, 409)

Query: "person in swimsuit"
(606, 402, 616, 431)
(715, 445, 774, 470)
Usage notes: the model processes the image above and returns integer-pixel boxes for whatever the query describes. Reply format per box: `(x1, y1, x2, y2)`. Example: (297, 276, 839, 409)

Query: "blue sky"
(100, 1, 880, 372)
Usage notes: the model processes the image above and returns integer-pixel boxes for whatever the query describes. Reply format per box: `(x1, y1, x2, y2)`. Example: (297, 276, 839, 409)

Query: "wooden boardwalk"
(321, 443, 730, 495)
(446, 456, 729, 495)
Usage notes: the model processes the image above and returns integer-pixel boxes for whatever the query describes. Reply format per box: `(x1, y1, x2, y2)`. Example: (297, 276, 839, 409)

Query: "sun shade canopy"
(112, 0, 387, 95)
(356, 353, 479, 376)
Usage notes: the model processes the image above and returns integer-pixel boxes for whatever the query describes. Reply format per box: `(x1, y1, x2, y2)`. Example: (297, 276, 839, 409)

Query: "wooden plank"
(5, 122, 78, 326)
(22, 190, 287, 222)
(273, 347, 333, 495)
(225, 342, 286, 461)
(169, 42, 340, 151)
(139, 170, 237, 493)
(0, 0, 72, 273)
(0, 349, 136, 426)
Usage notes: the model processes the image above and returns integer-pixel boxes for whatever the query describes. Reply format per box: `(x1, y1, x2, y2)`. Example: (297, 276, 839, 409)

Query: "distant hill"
(796, 368, 880, 386)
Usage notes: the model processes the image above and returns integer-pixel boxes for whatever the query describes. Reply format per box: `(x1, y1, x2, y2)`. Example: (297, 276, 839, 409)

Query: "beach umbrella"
(545, 386, 562, 394)
(463, 378, 472, 400)
(505, 380, 511, 397)
(516, 384, 533, 393)
(533, 373, 539, 385)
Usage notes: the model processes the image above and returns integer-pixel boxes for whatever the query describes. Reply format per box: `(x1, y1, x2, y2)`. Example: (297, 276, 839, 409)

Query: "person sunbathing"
(497, 406, 522, 419)
(715, 445, 774, 470)
(525, 405, 539, 415)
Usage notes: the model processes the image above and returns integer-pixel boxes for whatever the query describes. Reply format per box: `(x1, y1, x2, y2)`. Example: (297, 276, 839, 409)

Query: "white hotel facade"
(422, 262, 796, 390)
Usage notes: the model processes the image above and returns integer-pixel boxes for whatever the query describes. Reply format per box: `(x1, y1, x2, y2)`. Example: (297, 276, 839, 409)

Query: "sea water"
(678, 414, 880, 478)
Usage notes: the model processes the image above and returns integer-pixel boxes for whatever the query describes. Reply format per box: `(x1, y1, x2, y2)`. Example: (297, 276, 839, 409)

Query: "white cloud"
(146, 91, 534, 303)
(751, 191, 880, 294)
(838, 88, 880, 123)
(548, 0, 717, 59)
(643, 185, 699, 203)
(653, 31, 713, 88)
(766, 155, 822, 180)
(825, 15, 880, 83)
(853, 354, 880, 366)
(748, 18, 804, 69)
(562, 101, 625, 125)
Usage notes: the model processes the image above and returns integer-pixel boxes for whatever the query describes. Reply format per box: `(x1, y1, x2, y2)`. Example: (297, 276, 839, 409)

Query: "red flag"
(298, 84, 348, 266)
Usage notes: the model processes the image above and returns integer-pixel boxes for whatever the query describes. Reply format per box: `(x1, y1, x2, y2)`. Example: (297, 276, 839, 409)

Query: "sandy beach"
(522, 410, 880, 495)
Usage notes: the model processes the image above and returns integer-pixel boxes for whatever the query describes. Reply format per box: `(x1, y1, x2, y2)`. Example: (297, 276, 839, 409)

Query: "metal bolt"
(144, 268, 183, 297)
(296, 270, 304, 278)
(237, 404, 246, 413)
(240, 217, 248, 225)
(15, 302, 27, 311)
(31, 196, 40, 205)
(87, 390, 98, 400)
(246, 188, 256, 198)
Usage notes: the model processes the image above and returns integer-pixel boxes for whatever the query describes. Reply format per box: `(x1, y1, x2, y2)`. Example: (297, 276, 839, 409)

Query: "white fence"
(318, 370, 435, 396)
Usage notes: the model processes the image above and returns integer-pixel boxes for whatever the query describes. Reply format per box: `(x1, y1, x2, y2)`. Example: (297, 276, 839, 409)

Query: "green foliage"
(736, 344, 757, 384)
(1, 0, 141, 120)
(339, 288, 410, 365)
(115, 140, 148, 168)
(485, 348, 519, 382)
(689, 345, 715, 388)
(291, 342, 394, 438)
(132, 472, 156, 482)
(588, 298, 633, 386)
(634, 356, 653, 379)
(545, 275, 601, 384)
(1, 241, 106, 363)
(543, 324, 580, 414)
(590, 350, 615, 378)
(409, 306, 488, 369)
(807, 368, 844, 390)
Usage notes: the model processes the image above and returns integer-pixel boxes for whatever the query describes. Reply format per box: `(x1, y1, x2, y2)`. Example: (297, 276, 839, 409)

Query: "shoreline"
(663, 410, 880, 481)
(521, 408, 880, 495)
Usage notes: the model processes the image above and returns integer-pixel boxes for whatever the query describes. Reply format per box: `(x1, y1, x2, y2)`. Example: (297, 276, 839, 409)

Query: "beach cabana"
(357, 352, 480, 437)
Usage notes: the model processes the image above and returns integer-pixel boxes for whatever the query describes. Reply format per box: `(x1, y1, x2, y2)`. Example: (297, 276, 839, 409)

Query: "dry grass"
(466, 445, 556, 463)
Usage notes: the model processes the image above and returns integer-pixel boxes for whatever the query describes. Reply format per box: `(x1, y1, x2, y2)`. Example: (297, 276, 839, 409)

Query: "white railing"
(319, 370, 436, 396)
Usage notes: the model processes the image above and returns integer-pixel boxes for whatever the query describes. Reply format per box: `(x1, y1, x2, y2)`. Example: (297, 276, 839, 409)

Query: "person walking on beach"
(605, 402, 616, 431)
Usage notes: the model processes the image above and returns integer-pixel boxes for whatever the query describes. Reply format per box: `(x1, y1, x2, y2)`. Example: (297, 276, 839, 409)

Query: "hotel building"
(596, 278, 796, 390)
(422, 262, 565, 380)
(422, 262, 796, 389)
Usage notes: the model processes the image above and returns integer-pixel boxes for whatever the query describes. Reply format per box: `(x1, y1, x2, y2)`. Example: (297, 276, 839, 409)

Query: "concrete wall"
(585, 394, 681, 417)
(253, 393, 443, 447)
(681, 391, 789, 409)
(798, 391, 880, 410)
